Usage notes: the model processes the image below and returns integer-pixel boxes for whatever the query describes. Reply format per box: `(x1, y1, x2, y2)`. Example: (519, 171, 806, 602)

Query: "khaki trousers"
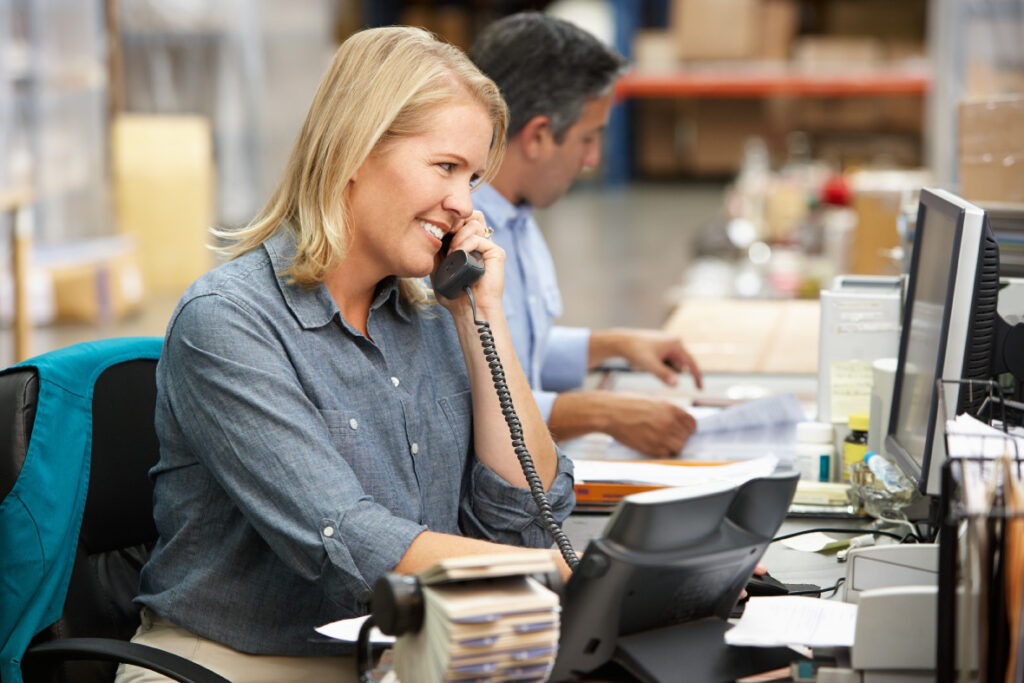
(114, 607, 356, 683)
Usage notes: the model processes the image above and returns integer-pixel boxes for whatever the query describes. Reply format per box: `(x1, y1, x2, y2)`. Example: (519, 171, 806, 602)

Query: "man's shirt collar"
(475, 182, 533, 232)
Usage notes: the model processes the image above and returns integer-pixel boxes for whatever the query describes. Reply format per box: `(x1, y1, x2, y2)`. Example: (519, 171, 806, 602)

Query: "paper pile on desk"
(724, 596, 857, 648)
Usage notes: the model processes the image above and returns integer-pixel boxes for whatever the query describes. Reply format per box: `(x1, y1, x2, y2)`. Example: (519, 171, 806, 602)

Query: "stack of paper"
(392, 554, 561, 683)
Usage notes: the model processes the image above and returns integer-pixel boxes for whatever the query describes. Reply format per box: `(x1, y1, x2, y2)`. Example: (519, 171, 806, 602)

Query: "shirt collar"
(263, 228, 410, 330)
(475, 182, 533, 233)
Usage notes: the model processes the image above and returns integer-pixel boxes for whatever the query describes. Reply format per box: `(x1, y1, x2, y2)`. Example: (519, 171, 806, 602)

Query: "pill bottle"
(794, 421, 836, 482)
(843, 413, 869, 483)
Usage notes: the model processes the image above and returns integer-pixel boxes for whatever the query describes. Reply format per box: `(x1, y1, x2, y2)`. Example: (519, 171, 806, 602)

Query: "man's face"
(526, 92, 614, 208)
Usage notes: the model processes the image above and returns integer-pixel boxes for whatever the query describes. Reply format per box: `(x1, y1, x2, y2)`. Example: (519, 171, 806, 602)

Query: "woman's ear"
(518, 115, 554, 162)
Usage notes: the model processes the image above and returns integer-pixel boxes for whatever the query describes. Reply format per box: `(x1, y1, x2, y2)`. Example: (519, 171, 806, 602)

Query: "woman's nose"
(442, 185, 473, 219)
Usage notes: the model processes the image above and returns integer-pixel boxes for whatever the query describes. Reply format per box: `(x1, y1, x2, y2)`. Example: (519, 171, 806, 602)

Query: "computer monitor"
(885, 188, 1001, 498)
(551, 472, 798, 682)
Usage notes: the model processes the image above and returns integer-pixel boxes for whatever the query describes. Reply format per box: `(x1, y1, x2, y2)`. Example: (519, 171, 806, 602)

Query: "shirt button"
(349, 418, 358, 430)
(411, 443, 419, 455)
(529, 296, 537, 304)
(323, 526, 335, 537)
(390, 376, 400, 387)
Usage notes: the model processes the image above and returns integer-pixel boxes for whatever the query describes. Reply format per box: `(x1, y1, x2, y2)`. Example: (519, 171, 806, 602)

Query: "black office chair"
(0, 338, 227, 683)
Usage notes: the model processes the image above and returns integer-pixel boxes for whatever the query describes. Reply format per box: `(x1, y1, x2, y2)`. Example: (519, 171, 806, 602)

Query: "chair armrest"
(23, 638, 231, 683)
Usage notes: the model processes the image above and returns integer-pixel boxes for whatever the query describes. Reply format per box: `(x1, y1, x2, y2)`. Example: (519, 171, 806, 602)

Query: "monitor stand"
(610, 617, 798, 683)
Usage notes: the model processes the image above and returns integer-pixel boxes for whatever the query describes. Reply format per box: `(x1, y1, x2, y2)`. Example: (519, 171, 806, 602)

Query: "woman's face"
(345, 94, 493, 282)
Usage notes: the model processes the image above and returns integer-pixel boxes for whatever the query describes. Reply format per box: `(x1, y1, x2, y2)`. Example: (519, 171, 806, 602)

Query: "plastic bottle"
(842, 413, 869, 483)
(794, 421, 836, 482)
(864, 451, 913, 494)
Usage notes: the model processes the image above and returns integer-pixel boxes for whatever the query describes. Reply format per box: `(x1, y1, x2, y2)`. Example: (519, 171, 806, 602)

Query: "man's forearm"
(547, 391, 614, 442)
(586, 329, 631, 370)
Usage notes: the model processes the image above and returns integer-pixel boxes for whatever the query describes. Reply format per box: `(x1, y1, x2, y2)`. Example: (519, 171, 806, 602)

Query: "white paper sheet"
(695, 393, 806, 433)
(724, 596, 858, 648)
(779, 532, 851, 553)
(315, 615, 395, 644)
(572, 454, 779, 487)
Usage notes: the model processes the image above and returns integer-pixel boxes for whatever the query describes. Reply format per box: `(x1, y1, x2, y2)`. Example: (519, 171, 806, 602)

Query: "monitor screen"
(886, 188, 999, 497)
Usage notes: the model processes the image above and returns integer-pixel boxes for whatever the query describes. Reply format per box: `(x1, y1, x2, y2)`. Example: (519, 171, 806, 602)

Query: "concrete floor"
(1, 181, 728, 367)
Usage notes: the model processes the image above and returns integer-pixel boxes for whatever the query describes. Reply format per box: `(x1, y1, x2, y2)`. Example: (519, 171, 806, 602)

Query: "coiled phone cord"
(465, 287, 580, 571)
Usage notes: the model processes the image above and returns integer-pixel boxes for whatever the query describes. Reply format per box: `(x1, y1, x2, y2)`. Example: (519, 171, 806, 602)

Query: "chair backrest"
(0, 338, 163, 683)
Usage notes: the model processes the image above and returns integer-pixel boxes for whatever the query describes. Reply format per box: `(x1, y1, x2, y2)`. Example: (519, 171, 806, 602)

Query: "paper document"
(780, 532, 852, 553)
(562, 394, 805, 462)
(695, 393, 805, 433)
(573, 454, 778, 488)
(725, 596, 858, 648)
(316, 615, 395, 644)
(946, 413, 1024, 459)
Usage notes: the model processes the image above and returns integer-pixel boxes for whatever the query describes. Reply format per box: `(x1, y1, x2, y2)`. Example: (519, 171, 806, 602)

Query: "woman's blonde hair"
(215, 26, 508, 306)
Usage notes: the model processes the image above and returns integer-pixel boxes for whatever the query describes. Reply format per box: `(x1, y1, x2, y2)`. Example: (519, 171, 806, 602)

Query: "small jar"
(843, 413, 870, 484)
(794, 421, 836, 482)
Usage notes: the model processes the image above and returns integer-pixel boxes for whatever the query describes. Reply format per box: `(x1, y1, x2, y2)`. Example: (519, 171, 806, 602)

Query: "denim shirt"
(137, 228, 575, 656)
(473, 183, 590, 421)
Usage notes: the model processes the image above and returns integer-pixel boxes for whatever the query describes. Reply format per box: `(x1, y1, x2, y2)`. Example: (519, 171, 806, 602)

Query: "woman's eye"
(438, 162, 454, 173)
(469, 176, 481, 188)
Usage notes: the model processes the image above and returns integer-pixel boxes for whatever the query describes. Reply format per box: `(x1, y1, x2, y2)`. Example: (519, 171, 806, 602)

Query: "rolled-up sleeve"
(540, 325, 590, 392)
(459, 450, 575, 547)
(160, 293, 425, 608)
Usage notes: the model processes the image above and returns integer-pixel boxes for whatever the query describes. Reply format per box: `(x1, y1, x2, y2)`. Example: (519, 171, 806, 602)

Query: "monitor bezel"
(885, 188, 987, 497)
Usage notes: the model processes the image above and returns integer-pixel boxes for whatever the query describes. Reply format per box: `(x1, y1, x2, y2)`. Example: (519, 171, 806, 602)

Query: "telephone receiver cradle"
(434, 233, 484, 299)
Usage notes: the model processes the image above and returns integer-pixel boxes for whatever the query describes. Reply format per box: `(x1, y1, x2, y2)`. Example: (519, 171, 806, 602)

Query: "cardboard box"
(758, 0, 799, 60)
(882, 96, 924, 132)
(112, 115, 215, 293)
(847, 170, 931, 275)
(686, 99, 765, 175)
(635, 99, 763, 177)
(792, 37, 884, 72)
(671, 0, 759, 60)
(794, 97, 884, 132)
(35, 236, 144, 322)
(632, 29, 679, 71)
(958, 97, 1024, 204)
(814, 133, 921, 170)
(823, 0, 926, 41)
(967, 57, 1024, 99)
(635, 100, 688, 177)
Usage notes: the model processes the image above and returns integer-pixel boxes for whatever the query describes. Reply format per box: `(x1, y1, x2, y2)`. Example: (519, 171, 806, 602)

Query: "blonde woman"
(117, 26, 574, 682)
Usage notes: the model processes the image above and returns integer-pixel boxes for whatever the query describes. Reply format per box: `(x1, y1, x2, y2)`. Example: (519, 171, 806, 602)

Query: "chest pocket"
(436, 390, 474, 481)
(318, 409, 407, 513)
(542, 286, 563, 320)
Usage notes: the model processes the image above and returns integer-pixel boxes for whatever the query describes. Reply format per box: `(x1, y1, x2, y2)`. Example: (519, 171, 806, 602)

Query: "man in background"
(470, 12, 703, 458)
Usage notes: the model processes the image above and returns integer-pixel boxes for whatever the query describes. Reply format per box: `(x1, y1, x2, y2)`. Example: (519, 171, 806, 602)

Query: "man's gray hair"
(470, 12, 627, 142)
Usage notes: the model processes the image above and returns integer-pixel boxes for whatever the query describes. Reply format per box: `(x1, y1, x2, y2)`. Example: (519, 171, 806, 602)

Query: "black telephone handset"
(430, 230, 579, 575)
(433, 233, 485, 299)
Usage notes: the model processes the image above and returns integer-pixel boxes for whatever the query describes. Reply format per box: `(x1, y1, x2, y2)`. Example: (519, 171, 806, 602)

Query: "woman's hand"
(433, 210, 505, 317)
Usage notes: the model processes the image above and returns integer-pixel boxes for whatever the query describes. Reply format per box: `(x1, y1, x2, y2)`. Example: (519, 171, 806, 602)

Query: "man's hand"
(589, 328, 703, 389)
(549, 391, 697, 459)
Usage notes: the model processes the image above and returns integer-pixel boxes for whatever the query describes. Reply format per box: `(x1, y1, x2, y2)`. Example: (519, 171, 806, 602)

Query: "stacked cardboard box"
(636, 99, 765, 177)
(958, 97, 1024, 204)
(670, 0, 798, 61)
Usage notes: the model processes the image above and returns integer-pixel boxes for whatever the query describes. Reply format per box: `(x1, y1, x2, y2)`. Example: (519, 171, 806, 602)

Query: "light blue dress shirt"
(473, 183, 590, 422)
(138, 228, 575, 656)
